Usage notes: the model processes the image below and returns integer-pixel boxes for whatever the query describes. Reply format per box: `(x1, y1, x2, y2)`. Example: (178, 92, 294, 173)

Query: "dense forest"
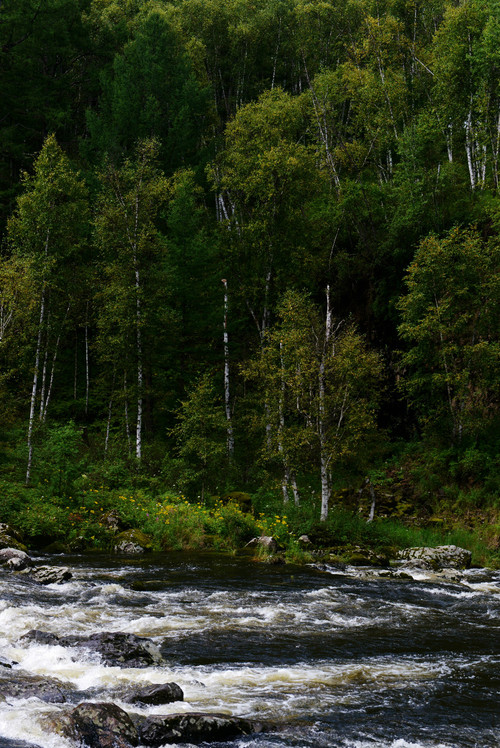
(1, 0, 500, 551)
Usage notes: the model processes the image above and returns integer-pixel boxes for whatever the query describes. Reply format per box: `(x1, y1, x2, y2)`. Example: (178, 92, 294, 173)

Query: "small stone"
(126, 682, 183, 706)
(298, 535, 311, 545)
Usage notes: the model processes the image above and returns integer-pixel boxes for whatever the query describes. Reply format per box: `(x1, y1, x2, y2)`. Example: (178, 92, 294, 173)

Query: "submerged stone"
(136, 713, 264, 746)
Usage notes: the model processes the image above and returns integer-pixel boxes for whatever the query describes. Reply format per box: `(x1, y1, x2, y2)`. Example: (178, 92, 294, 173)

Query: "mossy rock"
(114, 529, 153, 554)
(0, 533, 28, 553)
(346, 546, 390, 567)
(0, 524, 24, 543)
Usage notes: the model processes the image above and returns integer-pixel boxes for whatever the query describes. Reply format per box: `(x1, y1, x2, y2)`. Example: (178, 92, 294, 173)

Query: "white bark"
(319, 285, 332, 521)
(43, 304, 70, 422)
(85, 302, 90, 416)
(135, 263, 143, 462)
(124, 371, 132, 455)
(104, 371, 115, 456)
(279, 340, 289, 504)
(367, 481, 376, 523)
(26, 287, 45, 485)
(39, 316, 49, 421)
(222, 279, 234, 458)
(0, 300, 14, 342)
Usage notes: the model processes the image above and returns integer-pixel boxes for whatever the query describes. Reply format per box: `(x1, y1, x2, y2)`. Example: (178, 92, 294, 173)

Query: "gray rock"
(43, 702, 138, 748)
(113, 530, 152, 555)
(125, 682, 183, 706)
(0, 524, 24, 542)
(20, 630, 60, 646)
(396, 545, 472, 570)
(0, 548, 32, 566)
(0, 534, 28, 552)
(136, 712, 263, 746)
(0, 673, 66, 703)
(114, 541, 145, 555)
(20, 630, 162, 668)
(0, 654, 16, 669)
(298, 534, 311, 545)
(26, 566, 72, 584)
(245, 536, 278, 552)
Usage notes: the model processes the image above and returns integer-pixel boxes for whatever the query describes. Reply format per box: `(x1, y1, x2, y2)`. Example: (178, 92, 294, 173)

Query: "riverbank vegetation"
(1, 0, 500, 565)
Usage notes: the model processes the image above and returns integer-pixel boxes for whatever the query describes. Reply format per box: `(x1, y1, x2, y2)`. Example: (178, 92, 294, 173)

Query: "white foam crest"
(176, 657, 448, 696)
(344, 741, 453, 748)
(0, 702, 73, 748)
(462, 580, 500, 594)
(117, 614, 204, 635)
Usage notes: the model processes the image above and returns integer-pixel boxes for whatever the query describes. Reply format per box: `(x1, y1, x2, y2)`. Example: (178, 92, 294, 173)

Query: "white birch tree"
(6, 134, 89, 483)
(94, 139, 169, 462)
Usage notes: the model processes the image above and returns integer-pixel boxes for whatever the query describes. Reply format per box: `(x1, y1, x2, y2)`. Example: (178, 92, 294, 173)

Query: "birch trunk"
(85, 302, 90, 416)
(124, 371, 132, 455)
(319, 285, 332, 521)
(42, 303, 70, 422)
(222, 279, 234, 458)
(135, 264, 143, 462)
(26, 287, 46, 485)
(104, 371, 115, 456)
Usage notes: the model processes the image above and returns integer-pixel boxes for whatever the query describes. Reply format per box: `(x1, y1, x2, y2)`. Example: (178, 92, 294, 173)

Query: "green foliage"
(2, 0, 500, 553)
(398, 226, 500, 442)
(86, 8, 210, 172)
(171, 372, 229, 499)
(35, 421, 84, 497)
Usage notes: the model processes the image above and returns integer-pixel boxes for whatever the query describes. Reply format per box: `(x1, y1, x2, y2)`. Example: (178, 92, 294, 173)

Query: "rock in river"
(44, 702, 138, 748)
(0, 548, 32, 569)
(396, 545, 472, 570)
(125, 682, 183, 706)
(24, 565, 72, 584)
(20, 630, 162, 668)
(136, 712, 264, 746)
(0, 672, 66, 703)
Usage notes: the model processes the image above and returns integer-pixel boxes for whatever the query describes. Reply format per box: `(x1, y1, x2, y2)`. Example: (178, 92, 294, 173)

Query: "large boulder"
(136, 713, 263, 746)
(124, 682, 183, 706)
(113, 530, 152, 555)
(0, 527, 28, 553)
(0, 673, 66, 703)
(0, 548, 32, 570)
(43, 702, 138, 748)
(20, 630, 162, 668)
(396, 545, 472, 570)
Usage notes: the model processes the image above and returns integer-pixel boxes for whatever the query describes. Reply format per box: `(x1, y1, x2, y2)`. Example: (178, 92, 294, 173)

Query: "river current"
(0, 553, 499, 748)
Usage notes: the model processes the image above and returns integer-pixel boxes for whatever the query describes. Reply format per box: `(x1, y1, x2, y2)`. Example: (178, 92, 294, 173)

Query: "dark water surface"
(0, 553, 499, 747)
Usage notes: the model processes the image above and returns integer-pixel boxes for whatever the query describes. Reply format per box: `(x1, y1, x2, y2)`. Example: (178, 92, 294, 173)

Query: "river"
(0, 553, 499, 748)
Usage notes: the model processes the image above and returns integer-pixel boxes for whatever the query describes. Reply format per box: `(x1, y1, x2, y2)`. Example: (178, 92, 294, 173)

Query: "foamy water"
(1, 553, 499, 747)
